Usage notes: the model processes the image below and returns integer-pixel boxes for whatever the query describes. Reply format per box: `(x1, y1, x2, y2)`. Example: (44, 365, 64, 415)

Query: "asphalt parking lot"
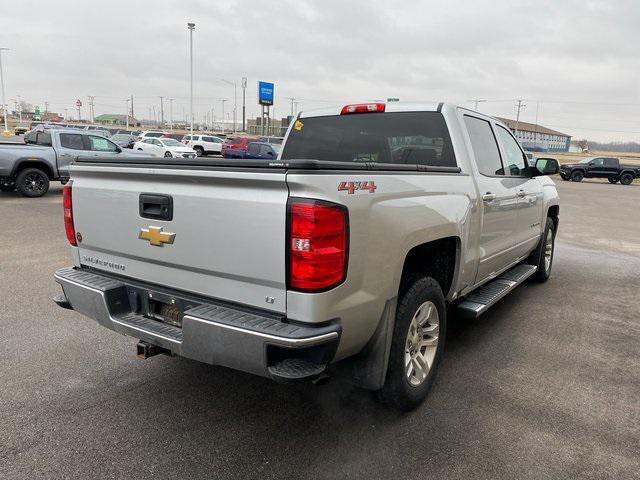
(1, 178, 638, 480)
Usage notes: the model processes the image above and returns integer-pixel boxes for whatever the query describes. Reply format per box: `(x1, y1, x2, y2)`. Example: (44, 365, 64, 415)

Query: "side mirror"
(588, 162, 594, 167)
(533, 158, 559, 176)
(115, 146, 122, 153)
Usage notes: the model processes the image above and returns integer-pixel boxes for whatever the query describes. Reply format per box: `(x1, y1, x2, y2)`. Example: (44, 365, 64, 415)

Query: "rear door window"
(59, 133, 85, 150)
(247, 143, 260, 155)
(260, 144, 275, 156)
(282, 111, 456, 167)
(463, 116, 504, 176)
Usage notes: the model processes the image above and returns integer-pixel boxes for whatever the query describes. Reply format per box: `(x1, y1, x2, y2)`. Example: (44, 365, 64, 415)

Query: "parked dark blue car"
(223, 142, 279, 159)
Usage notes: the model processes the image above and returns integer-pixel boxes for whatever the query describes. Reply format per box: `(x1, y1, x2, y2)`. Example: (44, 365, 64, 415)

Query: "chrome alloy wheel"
(405, 301, 440, 386)
(544, 228, 554, 274)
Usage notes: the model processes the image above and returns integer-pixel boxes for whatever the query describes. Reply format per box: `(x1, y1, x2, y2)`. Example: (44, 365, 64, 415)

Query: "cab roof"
(299, 101, 442, 118)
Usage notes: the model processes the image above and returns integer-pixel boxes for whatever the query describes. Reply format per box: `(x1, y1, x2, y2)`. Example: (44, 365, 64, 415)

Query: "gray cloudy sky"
(2, 0, 639, 141)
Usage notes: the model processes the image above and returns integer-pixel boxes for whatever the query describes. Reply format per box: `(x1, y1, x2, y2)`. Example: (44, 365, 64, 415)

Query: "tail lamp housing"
(62, 180, 77, 246)
(287, 198, 349, 292)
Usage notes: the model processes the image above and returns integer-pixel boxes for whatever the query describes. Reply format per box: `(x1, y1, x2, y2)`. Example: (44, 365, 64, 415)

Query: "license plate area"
(144, 291, 183, 328)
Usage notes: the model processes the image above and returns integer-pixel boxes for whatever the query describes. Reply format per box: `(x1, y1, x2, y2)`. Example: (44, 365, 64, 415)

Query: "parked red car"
(221, 137, 258, 156)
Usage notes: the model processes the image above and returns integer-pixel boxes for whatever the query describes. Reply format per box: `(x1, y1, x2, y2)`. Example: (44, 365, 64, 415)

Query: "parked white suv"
(182, 134, 224, 156)
(133, 137, 197, 158)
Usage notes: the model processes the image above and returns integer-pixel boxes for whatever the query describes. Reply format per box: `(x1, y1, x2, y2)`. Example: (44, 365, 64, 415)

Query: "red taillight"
(288, 199, 348, 292)
(63, 181, 76, 246)
(340, 103, 385, 115)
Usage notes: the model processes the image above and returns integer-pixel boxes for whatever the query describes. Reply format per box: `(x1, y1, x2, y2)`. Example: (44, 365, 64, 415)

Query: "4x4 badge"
(139, 226, 176, 247)
(338, 181, 377, 194)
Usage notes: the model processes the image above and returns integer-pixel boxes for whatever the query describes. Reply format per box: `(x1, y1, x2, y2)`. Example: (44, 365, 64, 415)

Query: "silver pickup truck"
(53, 102, 560, 410)
(0, 128, 143, 197)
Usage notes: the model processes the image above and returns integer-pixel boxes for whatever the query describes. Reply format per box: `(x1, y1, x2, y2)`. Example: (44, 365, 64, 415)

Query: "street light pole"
(220, 79, 237, 132)
(220, 99, 227, 134)
(188, 22, 195, 139)
(125, 99, 130, 129)
(169, 98, 174, 130)
(241, 77, 247, 132)
(0, 48, 8, 136)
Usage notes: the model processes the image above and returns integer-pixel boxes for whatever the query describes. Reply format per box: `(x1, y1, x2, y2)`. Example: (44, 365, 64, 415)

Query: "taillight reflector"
(340, 103, 385, 115)
(288, 199, 348, 292)
(63, 180, 76, 246)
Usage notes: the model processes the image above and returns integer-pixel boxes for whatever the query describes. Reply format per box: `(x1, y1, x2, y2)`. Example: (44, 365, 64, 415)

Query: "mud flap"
(343, 297, 397, 391)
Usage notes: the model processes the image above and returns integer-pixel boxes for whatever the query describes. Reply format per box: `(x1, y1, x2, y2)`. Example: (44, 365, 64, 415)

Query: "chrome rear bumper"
(54, 267, 340, 380)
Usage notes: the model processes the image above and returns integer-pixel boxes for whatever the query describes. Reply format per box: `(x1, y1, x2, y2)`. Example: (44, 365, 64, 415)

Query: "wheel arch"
(547, 204, 559, 231)
(12, 159, 54, 179)
(398, 236, 460, 300)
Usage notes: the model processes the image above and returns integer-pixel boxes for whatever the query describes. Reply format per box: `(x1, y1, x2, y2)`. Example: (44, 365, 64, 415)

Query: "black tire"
(571, 170, 584, 182)
(194, 146, 204, 157)
(15, 168, 49, 198)
(164, 151, 173, 158)
(377, 276, 446, 411)
(0, 183, 14, 192)
(527, 217, 555, 282)
(608, 177, 619, 184)
(620, 173, 633, 185)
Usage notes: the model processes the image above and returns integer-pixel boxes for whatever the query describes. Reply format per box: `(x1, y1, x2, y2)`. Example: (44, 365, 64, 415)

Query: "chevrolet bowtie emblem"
(138, 226, 176, 247)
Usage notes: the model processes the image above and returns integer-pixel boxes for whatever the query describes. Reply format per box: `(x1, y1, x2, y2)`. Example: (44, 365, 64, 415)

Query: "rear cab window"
(59, 133, 85, 150)
(281, 111, 456, 168)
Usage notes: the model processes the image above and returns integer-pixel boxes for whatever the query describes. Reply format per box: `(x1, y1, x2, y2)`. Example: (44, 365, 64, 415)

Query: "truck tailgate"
(70, 164, 288, 313)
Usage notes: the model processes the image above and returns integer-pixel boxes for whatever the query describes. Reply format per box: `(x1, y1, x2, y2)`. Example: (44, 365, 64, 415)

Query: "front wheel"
(164, 151, 173, 158)
(376, 276, 446, 411)
(620, 173, 634, 185)
(528, 217, 556, 282)
(194, 146, 204, 157)
(15, 168, 50, 198)
(571, 170, 584, 182)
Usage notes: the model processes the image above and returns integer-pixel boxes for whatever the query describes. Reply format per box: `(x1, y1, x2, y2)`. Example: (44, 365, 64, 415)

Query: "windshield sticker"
(294, 120, 304, 131)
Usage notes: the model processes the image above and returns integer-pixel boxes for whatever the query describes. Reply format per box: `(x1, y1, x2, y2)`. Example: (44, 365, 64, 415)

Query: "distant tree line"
(574, 139, 640, 153)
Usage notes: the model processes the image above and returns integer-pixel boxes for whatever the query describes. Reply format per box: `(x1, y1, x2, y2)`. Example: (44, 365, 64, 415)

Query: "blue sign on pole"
(258, 81, 274, 106)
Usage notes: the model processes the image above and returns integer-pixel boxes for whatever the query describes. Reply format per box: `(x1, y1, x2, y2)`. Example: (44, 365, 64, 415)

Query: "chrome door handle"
(517, 189, 526, 198)
(482, 193, 497, 202)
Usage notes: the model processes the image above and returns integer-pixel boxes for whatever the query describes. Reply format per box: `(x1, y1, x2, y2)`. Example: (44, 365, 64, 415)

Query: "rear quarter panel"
(286, 171, 478, 360)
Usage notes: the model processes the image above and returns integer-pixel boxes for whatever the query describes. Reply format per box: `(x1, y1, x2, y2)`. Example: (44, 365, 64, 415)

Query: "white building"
(496, 117, 571, 152)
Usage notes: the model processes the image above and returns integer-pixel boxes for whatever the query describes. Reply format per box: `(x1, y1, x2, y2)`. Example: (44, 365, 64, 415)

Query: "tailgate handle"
(139, 193, 173, 221)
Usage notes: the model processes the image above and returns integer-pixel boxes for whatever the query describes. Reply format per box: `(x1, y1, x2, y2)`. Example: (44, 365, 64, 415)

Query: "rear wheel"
(377, 276, 446, 411)
(620, 173, 633, 185)
(164, 151, 173, 158)
(194, 146, 204, 157)
(608, 177, 619, 184)
(571, 170, 584, 182)
(15, 168, 49, 198)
